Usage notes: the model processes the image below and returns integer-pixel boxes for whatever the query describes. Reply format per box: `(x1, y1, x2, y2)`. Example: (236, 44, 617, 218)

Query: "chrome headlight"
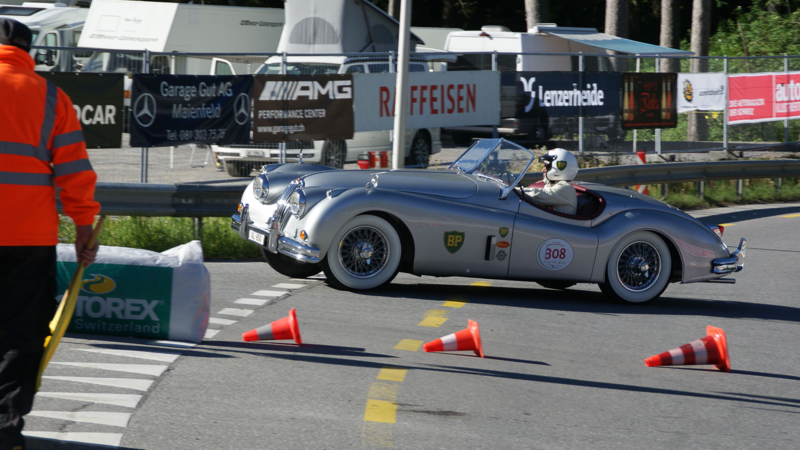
(252, 174, 269, 203)
(289, 190, 306, 216)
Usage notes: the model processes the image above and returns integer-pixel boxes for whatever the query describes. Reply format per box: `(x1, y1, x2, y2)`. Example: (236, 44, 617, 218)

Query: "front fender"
(591, 209, 729, 283)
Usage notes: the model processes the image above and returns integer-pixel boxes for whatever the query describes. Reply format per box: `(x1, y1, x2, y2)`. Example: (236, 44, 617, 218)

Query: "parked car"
(211, 55, 442, 177)
(231, 138, 746, 303)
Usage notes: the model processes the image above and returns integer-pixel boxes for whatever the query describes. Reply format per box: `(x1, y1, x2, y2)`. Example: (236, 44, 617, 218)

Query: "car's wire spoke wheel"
(322, 215, 402, 290)
(616, 241, 661, 292)
(338, 226, 390, 279)
(601, 231, 672, 303)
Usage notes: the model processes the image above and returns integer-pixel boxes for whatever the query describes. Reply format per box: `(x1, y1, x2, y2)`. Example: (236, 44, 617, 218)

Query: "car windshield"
(449, 139, 535, 188)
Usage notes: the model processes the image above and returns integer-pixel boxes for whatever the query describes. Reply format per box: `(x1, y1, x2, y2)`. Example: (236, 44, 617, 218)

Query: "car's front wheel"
(322, 215, 402, 290)
(599, 231, 672, 303)
(260, 247, 321, 279)
(322, 139, 346, 169)
(405, 131, 430, 167)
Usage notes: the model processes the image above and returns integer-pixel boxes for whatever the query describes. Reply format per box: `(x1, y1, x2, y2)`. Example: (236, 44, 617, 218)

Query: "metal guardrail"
(57, 160, 800, 217)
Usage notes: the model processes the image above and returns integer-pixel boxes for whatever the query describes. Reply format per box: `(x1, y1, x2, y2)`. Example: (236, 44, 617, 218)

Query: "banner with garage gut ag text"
(353, 71, 500, 132)
(727, 72, 800, 124)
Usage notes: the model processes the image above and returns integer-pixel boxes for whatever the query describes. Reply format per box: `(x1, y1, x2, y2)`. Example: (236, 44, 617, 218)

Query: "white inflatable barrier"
(56, 241, 210, 343)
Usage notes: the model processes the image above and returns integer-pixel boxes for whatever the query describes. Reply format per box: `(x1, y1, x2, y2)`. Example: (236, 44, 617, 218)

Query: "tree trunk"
(659, 0, 681, 73)
(688, 0, 711, 141)
(387, 0, 400, 19)
(605, 0, 630, 71)
(525, 0, 548, 31)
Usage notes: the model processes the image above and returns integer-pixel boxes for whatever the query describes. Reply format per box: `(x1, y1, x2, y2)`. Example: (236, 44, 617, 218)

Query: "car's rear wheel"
(405, 131, 430, 168)
(322, 139, 346, 169)
(225, 161, 254, 177)
(599, 231, 671, 303)
(322, 215, 401, 290)
(260, 247, 321, 279)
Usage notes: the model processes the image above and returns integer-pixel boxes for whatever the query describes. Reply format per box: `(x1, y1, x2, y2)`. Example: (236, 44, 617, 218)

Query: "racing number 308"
(544, 248, 567, 259)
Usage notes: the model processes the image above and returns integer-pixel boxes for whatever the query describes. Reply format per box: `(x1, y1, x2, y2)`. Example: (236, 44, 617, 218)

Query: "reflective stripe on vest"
(53, 158, 93, 177)
(0, 171, 54, 186)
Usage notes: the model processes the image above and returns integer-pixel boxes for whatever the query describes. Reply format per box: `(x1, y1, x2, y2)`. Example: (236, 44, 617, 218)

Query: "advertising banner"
(727, 72, 800, 124)
(507, 72, 620, 118)
(353, 71, 500, 132)
(129, 75, 253, 147)
(677, 73, 726, 113)
(252, 74, 354, 142)
(56, 241, 210, 343)
(621, 73, 678, 129)
(39, 72, 124, 149)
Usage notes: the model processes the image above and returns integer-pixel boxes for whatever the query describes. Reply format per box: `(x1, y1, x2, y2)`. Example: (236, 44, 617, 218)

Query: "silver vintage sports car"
(232, 138, 746, 303)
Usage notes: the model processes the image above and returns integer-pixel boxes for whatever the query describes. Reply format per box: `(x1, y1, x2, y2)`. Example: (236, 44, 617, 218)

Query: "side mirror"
(36, 49, 57, 66)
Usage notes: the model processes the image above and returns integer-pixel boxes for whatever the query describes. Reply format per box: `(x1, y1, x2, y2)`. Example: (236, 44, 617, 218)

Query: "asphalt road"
(25, 202, 800, 450)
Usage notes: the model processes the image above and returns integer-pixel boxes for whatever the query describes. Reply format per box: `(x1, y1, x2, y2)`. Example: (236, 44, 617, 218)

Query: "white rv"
(0, 2, 89, 71)
(77, 0, 284, 75)
(442, 24, 691, 143)
(212, 0, 443, 176)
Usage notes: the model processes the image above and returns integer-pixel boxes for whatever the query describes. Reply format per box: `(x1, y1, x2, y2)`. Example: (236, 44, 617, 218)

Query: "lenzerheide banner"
(129, 75, 253, 147)
(39, 72, 124, 149)
(252, 74, 354, 142)
(507, 72, 621, 118)
(621, 73, 678, 129)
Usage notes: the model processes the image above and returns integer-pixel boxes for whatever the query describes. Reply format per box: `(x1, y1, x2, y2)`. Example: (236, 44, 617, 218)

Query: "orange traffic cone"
(645, 325, 730, 372)
(423, 320, 484, 358)
(242, 308, 302, 345)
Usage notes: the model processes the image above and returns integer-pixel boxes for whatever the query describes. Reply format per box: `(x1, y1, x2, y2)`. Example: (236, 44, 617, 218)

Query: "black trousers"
(0, 246, 57, 448)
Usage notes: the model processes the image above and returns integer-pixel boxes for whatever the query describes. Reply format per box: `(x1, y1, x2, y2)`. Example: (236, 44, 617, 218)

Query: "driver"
(523, 148, 578, 215)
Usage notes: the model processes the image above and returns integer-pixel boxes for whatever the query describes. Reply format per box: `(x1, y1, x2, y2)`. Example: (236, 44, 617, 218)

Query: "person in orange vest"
(0, 19, 100, 450)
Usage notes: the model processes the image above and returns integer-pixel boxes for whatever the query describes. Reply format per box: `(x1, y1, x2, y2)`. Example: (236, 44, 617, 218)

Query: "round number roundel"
(536, 238, 574, 271)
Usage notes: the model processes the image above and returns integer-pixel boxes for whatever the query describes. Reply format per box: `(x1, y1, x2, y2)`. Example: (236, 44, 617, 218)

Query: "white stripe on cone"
(440, 333, 458, 351)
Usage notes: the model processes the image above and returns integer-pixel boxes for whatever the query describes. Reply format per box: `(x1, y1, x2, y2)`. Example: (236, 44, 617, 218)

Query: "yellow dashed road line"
(377, 366, 408, 382)
(418, 309, 448, 327)
(471, 281, 492, 287)
(394, 339, 423, 351)
(781, 213, 800, 218)
(719, 223, 735, 227)
(443, 298, 468, 308)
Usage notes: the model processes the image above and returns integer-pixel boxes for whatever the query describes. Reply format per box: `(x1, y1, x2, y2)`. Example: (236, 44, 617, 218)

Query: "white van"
(0, 2, 89, 71)
(211, 54, 442, 177)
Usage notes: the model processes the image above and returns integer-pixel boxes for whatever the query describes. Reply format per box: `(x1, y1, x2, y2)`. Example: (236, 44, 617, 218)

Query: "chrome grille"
(274, 179, 303, 231)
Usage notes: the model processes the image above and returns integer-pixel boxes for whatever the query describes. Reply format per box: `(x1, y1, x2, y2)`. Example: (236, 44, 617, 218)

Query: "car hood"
(304, 169, 479, 199)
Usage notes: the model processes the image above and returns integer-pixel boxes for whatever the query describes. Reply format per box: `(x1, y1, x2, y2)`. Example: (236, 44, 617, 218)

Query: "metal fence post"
(279, 52, 287, 164)
(633, 57, 641, 157)
(578, 52, 584, 155)
(140, 49, 151, 184)
(697, 181, 704, 199)
(655, 56, 661, 156)
(777, 177, 783, 196)
(193, 217, 203, 240)
(736, 179, 743, 200)
(723, 56, 729, 152)
(785, 55, 790, 145)
(492, 51, 498, 139)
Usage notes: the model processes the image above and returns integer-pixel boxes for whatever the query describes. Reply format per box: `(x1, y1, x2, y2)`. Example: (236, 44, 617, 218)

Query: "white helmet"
(539, 148, 578, 182)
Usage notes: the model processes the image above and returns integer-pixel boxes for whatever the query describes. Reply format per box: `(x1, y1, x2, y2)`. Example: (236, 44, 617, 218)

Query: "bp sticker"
(536, 239, 574, 271)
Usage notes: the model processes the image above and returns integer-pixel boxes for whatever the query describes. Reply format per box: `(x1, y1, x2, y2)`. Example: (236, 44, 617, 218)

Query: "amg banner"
(252, 74, 354, 142)
(39, 72, 124, 149)
(129, 75, 253, 147)
(621, 73, 678, 129)
(507, 72, 621, 118)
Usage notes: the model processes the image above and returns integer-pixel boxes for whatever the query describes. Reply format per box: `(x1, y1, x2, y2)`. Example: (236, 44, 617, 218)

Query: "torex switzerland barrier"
(56, 241, 211, 343)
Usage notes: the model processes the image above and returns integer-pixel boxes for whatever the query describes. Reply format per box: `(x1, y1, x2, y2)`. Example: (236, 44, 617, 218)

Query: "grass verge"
(58, 178, 800, 260)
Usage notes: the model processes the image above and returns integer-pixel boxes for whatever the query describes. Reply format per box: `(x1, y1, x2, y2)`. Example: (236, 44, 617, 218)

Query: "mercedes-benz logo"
(133, 93, 156, 128)
(234, 92, 250, 126)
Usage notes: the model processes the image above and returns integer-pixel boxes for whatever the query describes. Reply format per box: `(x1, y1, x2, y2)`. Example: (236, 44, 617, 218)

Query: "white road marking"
(74, 348, 181, 363)
(235, 298, 269, 306)
(204, 329, 220, 339)
(37, 392, 142, 408)
(250, 290, 288, 297)
(42, 376, 154, 391)
(28, 411, 131, 427)
(218, 308, 254, 317)
(209, 317, 237, 325)
(49, 362, 167, 377)
(23, 432, 122, 447)
(272, 283, 305, 289)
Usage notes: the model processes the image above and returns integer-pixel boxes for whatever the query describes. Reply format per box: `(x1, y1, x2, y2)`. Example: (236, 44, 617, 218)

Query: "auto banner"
(677, 73, 726, 113)
(353, 71, 500, 132)
(621, 73, 678, 129)
(129, 75, 253, 147)
(39, 72, 124, 149)
(727, 71, 800, 124)
(507, 72, 621, 118)
(252, 74, 354, 142)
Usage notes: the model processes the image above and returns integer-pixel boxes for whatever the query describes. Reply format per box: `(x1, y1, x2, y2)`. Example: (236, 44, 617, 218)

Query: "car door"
(506, 199, 599, 281)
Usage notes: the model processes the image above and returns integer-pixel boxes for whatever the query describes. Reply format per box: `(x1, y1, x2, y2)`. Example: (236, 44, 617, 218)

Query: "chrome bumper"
(712, 238, 746, 275)
(231, 207, 320, 264)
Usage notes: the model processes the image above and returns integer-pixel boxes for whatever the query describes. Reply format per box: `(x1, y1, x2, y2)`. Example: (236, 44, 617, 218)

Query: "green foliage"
(59, 216, 262, 261)
(645, 177, 800, 210)
(710, 0, 800, 57)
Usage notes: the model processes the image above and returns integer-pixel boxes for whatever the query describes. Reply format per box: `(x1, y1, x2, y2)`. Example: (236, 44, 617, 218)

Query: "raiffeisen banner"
(728, 72, 800, 124)
(508, 72, 621, 118)
(353, 71, 500, 132)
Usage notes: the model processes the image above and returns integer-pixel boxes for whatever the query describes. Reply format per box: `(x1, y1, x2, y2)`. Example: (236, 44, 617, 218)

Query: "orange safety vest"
(0, 45, 100, 246)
